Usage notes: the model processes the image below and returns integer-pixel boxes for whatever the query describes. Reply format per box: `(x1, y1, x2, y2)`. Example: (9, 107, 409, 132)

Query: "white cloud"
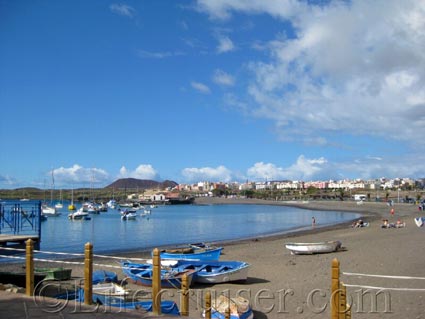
(0, 174, 17, 186)
(216, 36, 235, 53)
(213, 69, 235, 86)
(118, 164, 159, 180)
(191, 81, 211, 94)
(195, 0, 303, 21)
(247, 162, 285, 181)
(198, 0, 425, 149)
(110, 3, 136, 18)
(182, 165, 232, 182)
(246, 156, 328, 181)
(52, 165, 109, 186)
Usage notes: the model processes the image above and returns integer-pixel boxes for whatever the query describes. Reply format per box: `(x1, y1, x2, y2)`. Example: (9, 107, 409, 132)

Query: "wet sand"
(2, 199, 425, 318)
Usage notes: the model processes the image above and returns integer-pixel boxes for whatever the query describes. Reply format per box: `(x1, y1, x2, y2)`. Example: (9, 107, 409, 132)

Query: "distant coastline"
(194, 196, 404, 217)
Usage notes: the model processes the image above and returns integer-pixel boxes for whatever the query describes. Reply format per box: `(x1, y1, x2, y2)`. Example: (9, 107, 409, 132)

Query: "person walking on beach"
(312, 216, 316, 227)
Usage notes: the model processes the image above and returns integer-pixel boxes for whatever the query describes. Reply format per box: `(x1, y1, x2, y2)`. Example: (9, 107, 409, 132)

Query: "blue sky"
(1, 0, 424, 189)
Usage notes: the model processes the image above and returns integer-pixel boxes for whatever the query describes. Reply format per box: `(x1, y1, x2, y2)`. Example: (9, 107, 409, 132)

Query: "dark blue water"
(1, 200, 360, 256)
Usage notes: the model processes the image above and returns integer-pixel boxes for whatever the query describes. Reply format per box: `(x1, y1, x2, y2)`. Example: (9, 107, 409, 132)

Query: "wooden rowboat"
(285, 240, 342, 255)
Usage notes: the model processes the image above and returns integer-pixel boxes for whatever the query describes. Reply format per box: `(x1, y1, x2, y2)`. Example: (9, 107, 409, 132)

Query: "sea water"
(0, 200, 359, 257)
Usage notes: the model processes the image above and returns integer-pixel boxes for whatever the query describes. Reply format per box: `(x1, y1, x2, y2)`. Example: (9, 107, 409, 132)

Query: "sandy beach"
(1, 199, 425, 318)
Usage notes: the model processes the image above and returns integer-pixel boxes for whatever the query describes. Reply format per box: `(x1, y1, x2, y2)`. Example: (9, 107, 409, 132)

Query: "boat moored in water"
(68, 208, 89, 220)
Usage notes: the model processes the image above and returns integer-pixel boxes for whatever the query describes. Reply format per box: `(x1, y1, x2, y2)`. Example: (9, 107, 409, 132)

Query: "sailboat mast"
(51, 169, 54, 204)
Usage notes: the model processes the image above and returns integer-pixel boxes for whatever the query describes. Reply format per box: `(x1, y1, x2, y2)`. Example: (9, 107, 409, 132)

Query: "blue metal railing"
(0, 201, 42, 238)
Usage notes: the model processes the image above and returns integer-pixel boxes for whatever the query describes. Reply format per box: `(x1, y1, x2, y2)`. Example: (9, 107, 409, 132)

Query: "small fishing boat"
(81, 282, 129, 305)
(93, 269, 118, 284)
(34, 267, 72, 280)
(92, 282, 128, 304)
(159, 243, 223, 261)
(121, 261, 196, 289)
(55, 282, 179, 315)
(203, 294, 253, 319)
(415, 217, 425, 227)
(106, 199, 117, 209)
(121, 209, 137, 220)
(174, 260, 250, 284)
(285, 240, 342, 255)
(109, 300, 180, 315)
(41, 204, 60, 216)
(68, 208, 89, 220)
(98, 202, 108, 212)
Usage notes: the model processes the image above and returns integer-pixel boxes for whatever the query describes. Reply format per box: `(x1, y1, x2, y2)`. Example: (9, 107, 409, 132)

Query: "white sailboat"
(55, 189, 63, 209)
(42, 170, 60, 216)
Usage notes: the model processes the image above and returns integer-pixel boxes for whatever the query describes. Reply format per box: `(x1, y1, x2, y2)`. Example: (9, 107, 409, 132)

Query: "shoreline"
(1, 198, 424, 318)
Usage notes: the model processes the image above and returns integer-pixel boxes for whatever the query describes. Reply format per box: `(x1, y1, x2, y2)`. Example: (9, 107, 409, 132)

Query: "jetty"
(0, 202, 41, 249)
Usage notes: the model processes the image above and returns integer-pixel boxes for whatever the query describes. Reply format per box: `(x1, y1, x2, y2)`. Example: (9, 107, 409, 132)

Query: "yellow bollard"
(26, 239, 34, 296)
(331, 258, 340, 319)
(84, 242, 93, 305)
(205, 291, 211, 319)
(152, 248, 162, 315)
(180, 273, 189, 316)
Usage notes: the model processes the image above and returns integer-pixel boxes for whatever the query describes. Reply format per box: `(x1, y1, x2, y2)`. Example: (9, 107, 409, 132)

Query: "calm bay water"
(1, 200, 360, 257)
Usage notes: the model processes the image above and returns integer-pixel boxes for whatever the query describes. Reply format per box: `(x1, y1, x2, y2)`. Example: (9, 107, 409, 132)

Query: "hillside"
(105, 178, 178, 190)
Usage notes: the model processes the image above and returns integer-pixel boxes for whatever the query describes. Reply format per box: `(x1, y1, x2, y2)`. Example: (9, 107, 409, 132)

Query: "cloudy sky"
(1, 0, 424, 189)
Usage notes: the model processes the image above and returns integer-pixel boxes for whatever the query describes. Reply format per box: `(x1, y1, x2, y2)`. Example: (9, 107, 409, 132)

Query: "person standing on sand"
(312, 216, 316, 227)
(390, 208, 395, 216)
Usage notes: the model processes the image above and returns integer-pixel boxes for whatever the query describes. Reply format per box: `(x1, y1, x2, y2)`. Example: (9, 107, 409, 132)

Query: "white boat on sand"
(285, 240, 342, 255)
(415, 217, 425, 227)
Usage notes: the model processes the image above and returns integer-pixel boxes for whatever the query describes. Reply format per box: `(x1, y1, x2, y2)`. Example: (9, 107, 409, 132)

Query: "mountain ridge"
(105, 178, 178, 190)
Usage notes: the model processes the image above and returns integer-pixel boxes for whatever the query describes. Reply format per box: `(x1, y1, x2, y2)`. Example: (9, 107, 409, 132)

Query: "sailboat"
(42, 170, 60, 216)
(55, 189, 63, 209)
(68, 187, 76, 211)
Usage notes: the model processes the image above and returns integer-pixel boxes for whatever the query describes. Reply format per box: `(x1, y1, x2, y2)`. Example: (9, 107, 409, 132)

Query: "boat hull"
(415, 217, 425, 227)
(34, 267, 72, 281)
(160, 246, 223, 261)
(176, 260, 250, 284)
(285, 241, 342, 255)
(121, 262, 196, 289)
(109, 300, 180, 315)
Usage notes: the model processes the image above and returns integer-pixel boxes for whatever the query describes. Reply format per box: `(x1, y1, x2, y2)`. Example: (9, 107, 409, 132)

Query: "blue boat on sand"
(92, 270, 118, 284)
(109, 300, 180, 315)
(159, 243, 223, 261)
(72, 283, 180, 315)
(121, 261, 197, 288)
(172, 259, 250, 284)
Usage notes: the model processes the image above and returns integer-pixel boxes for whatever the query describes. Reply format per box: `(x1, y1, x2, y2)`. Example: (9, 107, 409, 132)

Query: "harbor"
(0, 199, 360, 257)
(0, 199, 424, 318)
